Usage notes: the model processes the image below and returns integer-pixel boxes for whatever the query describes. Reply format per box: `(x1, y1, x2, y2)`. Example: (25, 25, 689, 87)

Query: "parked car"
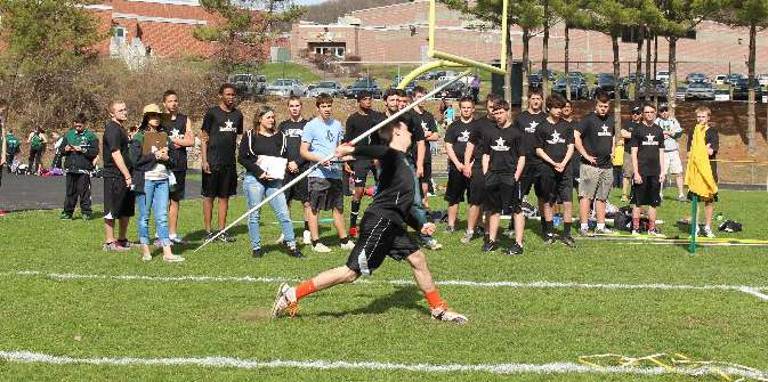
(685, 82, 715, 100)
(726, 73, 745, 85)
(714, 89, 730, 101)
(714, 74, 728, 85)
(533, 69, 557, 81)
(551, 78, 588, 99)
(266, 79, 307, 97)
(343, 78, 383, 99)
(307, 81, 343, 98)
(390, 76, 419, 95)
(229, 73, 267, 97)
(566, 71, 585, 81)
(635, 80, 668, 101)
(419, 71, 446, 81)
(656, 70, 670, 83)
(685, 72, 709, 84)
(758, 74, 768, 87)
(731, 78, 764, 100)
(675, 85, 687, 100)
(437, 78, 468, 99)
(591, 73, 616, 97)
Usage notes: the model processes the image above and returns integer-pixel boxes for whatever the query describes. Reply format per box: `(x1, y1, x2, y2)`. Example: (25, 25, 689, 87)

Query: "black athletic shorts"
(419, 161, 433, 185)
(351, 160, 376, 187)
(537, 164, 574, 204)
(284, 168, 309, 203)
(444, 167, 470, 205)
(169, 171, 186, 202)
(201, 165, 237, 198)
(483, 172, 521, 214)
(103, 176, 135, 219)
(468, 165, 487, 205)
(308, 177, 343, 211)
(345, 212, 419, 276)
(630, 175, 662, 207)
(519, 163, 545, 198)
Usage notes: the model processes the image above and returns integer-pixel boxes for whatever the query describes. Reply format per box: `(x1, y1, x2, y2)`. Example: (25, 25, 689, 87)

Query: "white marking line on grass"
(7, 270, 768, 301)
(1, 350, 767, 379)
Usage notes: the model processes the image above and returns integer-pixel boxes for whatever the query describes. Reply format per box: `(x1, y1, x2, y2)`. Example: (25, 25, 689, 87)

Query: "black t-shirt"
(160, 113, 189, 171)
(102, 120, 130, 178)
(411, 109, 438, 163)
(278, 118, 309, 168)
(630, 122, 664, 176)
(622, 120, 638, 154)
(238, 129, 288, 179)
(535, 118, 574, 164)
(576, 112, 615, 169)
(344, 110, 383, 160)
(201, 106, 244, 167)
(444, 119, 474, 171)
(387, 110, 424, 163)
(513, 110, 547, 165)
(469, 117, 498, 168)
(483, 125, 523, 175)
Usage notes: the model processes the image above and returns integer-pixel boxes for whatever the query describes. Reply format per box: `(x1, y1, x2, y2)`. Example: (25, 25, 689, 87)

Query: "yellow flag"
(684, 124, 718, 198)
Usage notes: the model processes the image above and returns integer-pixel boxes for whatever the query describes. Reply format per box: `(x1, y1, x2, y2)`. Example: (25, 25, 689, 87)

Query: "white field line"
(5, 270, 768, 301)
(1, 350, 767, 379)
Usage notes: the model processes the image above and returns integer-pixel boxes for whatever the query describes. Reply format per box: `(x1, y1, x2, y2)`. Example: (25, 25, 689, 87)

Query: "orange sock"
(424, 289, 445, 310)
(295, 280, 317, 300)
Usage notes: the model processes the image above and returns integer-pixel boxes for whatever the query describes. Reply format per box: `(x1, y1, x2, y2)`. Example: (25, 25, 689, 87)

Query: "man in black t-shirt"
(630, 104, 665, 236)
(410, 86, 440, 210)
(481, 99, 526, 255)
(344, 91, 383, 238)
(161, 90, 195, 244)
(443, 96, 475, 231)
(562, 100, 580, 184)
(462, 93, 501, 244)
(102, 101, 134, 252)
(574, 90, 615, 236)
(279, 96, 313, 244)
(513, 90, 547, 234)
(201, 83, 244, 243)
(534, 94, 575, 246)
(620, 106, 642, 202)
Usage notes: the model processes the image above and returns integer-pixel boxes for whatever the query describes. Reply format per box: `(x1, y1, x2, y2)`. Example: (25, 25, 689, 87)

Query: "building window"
(113, 26, 127, 45)
(314, 46, 345, 58)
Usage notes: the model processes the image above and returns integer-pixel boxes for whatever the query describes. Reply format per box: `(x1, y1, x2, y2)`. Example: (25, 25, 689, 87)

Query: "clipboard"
(256, 155, 288, 179)
(142, 131, 168, 155)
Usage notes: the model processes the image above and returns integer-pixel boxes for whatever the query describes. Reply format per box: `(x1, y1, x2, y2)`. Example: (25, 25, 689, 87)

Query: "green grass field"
(1, 186, 767, 380)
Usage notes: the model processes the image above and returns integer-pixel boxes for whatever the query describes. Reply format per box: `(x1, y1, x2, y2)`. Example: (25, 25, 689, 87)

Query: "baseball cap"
(631, 105, 642, 115)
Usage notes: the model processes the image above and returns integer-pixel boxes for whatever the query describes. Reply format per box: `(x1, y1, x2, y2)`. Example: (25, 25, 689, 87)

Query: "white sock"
(704, 225, 711, 232)
(580, 223, 589, 230)
(169, 233, 178, 240)
(597, 223, 606, 230)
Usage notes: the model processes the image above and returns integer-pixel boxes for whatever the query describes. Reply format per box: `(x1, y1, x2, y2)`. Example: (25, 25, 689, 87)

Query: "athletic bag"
(30, 133, 43, 151)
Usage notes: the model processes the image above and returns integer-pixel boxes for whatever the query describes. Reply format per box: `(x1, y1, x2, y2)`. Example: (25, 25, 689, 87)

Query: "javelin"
(195, 69, 472, 252)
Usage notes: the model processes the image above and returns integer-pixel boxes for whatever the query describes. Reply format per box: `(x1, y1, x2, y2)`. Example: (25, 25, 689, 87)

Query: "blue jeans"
(136, 179, 171, 246)
(243, 174, 295, 250)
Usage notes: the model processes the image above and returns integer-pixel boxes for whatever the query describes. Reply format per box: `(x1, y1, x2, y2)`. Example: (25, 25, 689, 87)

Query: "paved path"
(0, 170, 201, 212)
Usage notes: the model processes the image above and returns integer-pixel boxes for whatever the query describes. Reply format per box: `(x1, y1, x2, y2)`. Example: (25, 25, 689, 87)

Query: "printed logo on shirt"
(524, 121, 540, 133)
(326, 130, 342, 144)
(458, 130, 470, 143)
(546, 130, 565, 145)
(421, 120, 430, 134)
(170, 128, 182, 140)
(220, 119, 237, 132)
(490, 137, 510, 151)
(642, 133, 659, 146)
(598, 124, 612, 137)
(285, 128, 303, 138)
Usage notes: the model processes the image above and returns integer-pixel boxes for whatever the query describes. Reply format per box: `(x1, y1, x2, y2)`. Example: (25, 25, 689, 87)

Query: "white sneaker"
(163, 254, 185, 263)
(631, 229, 640, 236)
(595, 227, 613, 235)
(271, 283, 298, 318)
(340, 240, 355, 250)
(702, 227, 716, 238)
(424, 238, 443, 250)
(141, 253, 152, 262)
(274, 233, 285, 244)
(302, 230, 312, 245)
(312, 242, 332, 253)
(431, 307, 468, 325)
(460, 230, 474, 244)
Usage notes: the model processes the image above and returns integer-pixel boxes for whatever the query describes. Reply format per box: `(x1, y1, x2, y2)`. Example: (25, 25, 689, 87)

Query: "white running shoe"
(702, 226, 716, 238)
(271, 283, 298, 318)
(595, 227, 613, 235)
(431, 307, 468, 325)
(312, 242, 332, 253)
(141, 253, 152, 262)
(460, 230, 474, 244)
(302, 230, 312, 245)
(424, 238, 443, 250)
(274, 233, 285, 244)
(340, 240, 355, 250)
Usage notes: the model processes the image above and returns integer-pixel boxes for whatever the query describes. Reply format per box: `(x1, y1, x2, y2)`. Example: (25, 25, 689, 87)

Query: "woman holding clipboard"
(129, 104, 185, 263)
(239, 106, 303, 259)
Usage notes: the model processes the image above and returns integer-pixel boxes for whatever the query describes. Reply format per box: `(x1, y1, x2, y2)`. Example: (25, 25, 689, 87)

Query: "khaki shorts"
(578, 163, 613, 201)
(662, 151, 684, 175)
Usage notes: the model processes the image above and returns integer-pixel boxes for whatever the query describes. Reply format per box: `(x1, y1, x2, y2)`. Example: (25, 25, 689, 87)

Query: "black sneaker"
(206, 231, 217, 242)
(560, 235, 576, 247)
(286, 243, 304, 258)
(116, 239, 134, 249)
(60, 212, 73, 220)
(445, 225, 456, 233)
(218, 231, 236, 243)
(82, 212, 93, 221)
(252, 248, 263, 258)
(543, 233, 557, 245)
(506, 242, 524, 256)
(482, 240, 497, 252)
(475, 226, 485, 236)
